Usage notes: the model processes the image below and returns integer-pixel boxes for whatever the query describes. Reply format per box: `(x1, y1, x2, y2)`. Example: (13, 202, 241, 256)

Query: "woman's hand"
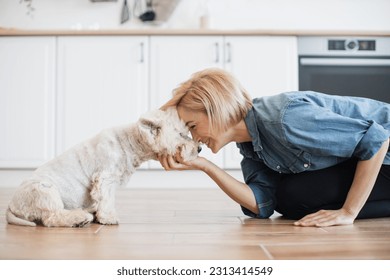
(294, 208, 356, 227)
(158, 154, 208, 171)
(296, 138, 389, 228)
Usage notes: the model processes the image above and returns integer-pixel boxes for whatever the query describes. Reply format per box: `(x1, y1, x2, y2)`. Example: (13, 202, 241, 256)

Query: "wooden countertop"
(1, 27, 390, 36)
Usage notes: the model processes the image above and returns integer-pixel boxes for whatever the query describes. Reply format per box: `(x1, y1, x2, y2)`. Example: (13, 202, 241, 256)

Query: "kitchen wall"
(0, 0, 389, 31)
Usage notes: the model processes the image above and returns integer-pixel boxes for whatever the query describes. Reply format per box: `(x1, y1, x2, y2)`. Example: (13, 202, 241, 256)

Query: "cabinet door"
(57, 36, 149, 159)
(150, 36, 225, 167)
(224, 36, 298, 96)
(223, 36, 298, 168)
(0, 37, 55, 168)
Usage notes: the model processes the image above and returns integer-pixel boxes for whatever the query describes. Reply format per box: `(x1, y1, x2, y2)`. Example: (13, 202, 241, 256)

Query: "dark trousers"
(275, 158, 390, 220)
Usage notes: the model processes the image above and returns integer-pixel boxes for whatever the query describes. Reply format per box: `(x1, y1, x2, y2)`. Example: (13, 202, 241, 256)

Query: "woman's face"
(177, 106, 228, 153)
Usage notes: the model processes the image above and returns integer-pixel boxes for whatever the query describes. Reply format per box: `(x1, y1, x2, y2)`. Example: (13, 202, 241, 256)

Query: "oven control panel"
(298, 37, 390, 56)
(328, 39, 376, 51)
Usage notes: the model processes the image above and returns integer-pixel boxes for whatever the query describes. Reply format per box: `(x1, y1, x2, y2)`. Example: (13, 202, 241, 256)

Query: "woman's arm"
(159, 155, 258, 214)
(295, 138, 389, 227)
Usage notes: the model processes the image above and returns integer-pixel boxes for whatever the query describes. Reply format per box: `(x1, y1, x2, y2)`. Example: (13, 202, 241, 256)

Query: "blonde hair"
(161, 68, 253, 133)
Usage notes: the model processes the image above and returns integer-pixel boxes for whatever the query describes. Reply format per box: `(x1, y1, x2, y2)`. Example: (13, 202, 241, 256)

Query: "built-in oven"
(298, 37, 390, 103)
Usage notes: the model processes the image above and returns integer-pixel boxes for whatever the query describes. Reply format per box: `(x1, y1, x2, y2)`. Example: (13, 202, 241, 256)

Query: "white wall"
(0, 0, 389, 31)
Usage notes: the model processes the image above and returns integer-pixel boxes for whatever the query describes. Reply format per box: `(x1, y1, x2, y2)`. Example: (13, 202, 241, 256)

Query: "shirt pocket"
(288, 151, 312, 173)
(257, 151, 290, 173)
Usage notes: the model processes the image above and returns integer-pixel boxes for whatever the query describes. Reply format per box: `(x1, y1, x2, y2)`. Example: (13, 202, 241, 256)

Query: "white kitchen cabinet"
(223, 36, 298, 168)
(0, 34, 297, 173)
(224, 36, 298, 97)
(150, 35, 298, 168)
(150, 36, 225, 167)
(0, 37, 56, 168)
(57, 36, 149, 165)
(150, 36, 224, 108)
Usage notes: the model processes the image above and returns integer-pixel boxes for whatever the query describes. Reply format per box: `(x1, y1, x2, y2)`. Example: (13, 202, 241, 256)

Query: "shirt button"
(276, 165, 281, 169)
(304, 163, 309, 168)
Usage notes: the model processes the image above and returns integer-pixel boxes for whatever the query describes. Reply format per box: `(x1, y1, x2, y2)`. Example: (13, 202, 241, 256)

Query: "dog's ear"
(139, 118, 161, 137)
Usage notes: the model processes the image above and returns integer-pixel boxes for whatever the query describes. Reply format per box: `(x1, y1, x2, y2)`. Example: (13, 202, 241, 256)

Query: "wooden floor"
(0, 187, 389, 260)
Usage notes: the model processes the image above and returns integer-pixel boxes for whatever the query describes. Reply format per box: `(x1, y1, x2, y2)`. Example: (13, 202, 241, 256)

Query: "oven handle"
(300, 58, 390, 66)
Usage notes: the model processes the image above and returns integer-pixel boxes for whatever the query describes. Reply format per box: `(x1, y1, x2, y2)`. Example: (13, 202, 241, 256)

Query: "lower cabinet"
(56, 36, 149, 155)
(150, 35, 298, 168)
(0, 37, 56, 168)
(0, 35, 297, 170)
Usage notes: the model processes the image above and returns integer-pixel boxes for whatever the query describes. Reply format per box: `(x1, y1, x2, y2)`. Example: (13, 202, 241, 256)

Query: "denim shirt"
(237, 91, 390, 218)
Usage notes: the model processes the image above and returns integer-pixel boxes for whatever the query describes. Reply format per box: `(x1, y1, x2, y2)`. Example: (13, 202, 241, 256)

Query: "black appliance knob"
(346, 40, 358, 50)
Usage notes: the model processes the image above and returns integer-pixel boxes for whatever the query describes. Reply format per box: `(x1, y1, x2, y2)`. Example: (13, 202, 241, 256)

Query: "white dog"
(6, 108, 200, 227)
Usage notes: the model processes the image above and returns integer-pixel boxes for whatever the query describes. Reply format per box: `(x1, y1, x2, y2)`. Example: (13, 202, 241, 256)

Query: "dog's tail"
(6, 207, 36, 227)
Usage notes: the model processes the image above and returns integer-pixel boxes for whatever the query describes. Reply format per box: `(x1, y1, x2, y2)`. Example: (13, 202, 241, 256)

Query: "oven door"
(299, 56, 390, 103)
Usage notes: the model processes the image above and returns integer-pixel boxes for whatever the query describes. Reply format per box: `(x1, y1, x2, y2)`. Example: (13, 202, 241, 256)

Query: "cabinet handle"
(226, 42, 232, 63)
(139, 42, 144, 63)
(214, 42, 219, 63)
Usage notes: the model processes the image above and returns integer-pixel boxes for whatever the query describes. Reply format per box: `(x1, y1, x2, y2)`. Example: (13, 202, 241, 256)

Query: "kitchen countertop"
(1, 27, 390, 36)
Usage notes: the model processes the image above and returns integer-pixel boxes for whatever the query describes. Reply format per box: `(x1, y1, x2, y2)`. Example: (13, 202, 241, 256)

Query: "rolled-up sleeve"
(283, 99, 390, 161)
(240, 157, 280, 218)
(354, 121, 389, 160)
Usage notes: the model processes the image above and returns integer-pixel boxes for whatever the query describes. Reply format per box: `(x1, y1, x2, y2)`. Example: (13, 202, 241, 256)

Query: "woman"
(159, 68, 390, 227)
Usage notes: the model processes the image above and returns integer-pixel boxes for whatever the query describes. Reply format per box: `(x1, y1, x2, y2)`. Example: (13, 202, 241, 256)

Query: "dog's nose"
(197, 146, 202, 153)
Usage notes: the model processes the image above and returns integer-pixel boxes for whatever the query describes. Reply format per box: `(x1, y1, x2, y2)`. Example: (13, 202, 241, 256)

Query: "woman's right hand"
(158, 154, 208, 171)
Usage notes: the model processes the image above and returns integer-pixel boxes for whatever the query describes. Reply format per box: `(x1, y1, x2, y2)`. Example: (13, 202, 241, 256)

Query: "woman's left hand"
(293, 208, 356, 227)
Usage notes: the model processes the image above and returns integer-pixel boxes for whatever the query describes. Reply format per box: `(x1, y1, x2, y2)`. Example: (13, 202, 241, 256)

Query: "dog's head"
(138, 108, 201, 161)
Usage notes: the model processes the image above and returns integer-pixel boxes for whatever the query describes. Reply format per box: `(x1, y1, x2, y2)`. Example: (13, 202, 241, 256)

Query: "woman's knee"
(275, 182, 309, 219)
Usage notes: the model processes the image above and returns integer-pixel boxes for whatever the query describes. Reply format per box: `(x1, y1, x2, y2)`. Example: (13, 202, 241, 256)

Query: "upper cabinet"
(56, 36, 149, 154)
(0, 37, 56, 168)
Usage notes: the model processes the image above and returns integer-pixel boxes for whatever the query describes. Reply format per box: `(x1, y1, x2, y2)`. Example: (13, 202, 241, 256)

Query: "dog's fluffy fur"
(6, 108, 199, 227)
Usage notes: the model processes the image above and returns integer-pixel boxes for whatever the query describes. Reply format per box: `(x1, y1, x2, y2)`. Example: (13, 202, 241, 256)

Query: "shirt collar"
(244, 107, 263, 152)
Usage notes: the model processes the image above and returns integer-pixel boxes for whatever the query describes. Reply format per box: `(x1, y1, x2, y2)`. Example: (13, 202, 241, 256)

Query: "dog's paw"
(72, 211, 94, 228)
(95, 212, 119, 225)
